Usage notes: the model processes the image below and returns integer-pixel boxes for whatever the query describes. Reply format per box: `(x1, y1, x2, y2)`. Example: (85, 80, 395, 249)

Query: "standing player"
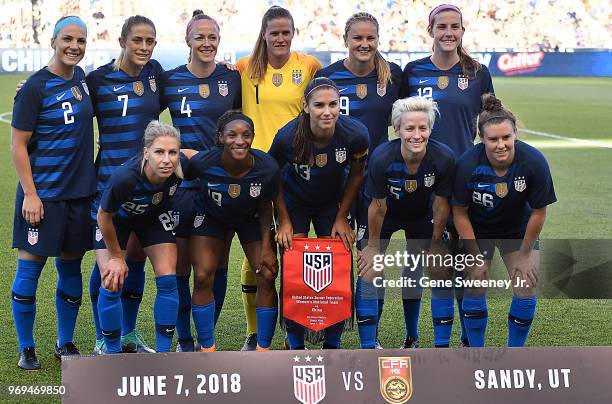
(401, 4, 494, 347)
(235, 5, 321, 350)
(95, 121, 184, 353)
(10, 16, 95, 370)
(452, 94, 556, 347)
(161, 10, 242, 352)
(87, 15, 162, 354)
(316, 12, 402, 348)
(181, 111, 280, 352)
(357, 97, 455, 349)
(271, 78, 369, 349)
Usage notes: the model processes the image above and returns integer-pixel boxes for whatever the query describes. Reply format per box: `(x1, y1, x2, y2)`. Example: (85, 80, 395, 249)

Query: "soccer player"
(401, 3, 495, 346)
(316, 11, 402, 348)
(181, 111, 280, 352)
(452, 94, 556, 347)
(271, 78, 369, 349)
(95, 120, 183, 353)
(87, 15, 162, 354)
(357, 97, 455, 349)
(235, 5, 321, 350)
(10, 16, 95, 370)
(160, 10, 241, 352)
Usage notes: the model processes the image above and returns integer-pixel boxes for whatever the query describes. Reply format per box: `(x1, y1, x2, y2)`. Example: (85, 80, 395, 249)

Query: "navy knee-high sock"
(12, 259, 44, 351)
(355, 277, 378, 348)
(213, 266, 228, 324)
(55, 258, 83, 346)
(176, 275, 193, 342)
(431, 287, 454, 347)
(154, 275, 178, 352)
(121, 260, 145, 335)
(89, 262, 102, 340)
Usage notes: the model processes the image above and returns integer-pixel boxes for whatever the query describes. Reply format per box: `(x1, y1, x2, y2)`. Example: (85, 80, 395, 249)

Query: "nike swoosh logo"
(419, 79, 430, 84)
(476, 183, 489, 189)
(177, 88, 189, 93)
(338, 88, 347, 93)
(513, 319, 529, 326)
(66, 298, 80, 304)
(208, 183, 220, 187)
(102, 331, 113, 336)
(464, 314, 479, 318)
(13, 296, 29, 301)
(440, 319, 452, 324)
(165, 328, 175, 333)
(56, 92, 66, 101)
(133, 197, 147, 201)
(357, 319, 368, 324)
(113, 85, 125, 91)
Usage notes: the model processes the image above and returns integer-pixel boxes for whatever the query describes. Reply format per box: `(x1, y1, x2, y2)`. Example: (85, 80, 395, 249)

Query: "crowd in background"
(0, 0, 610, 51)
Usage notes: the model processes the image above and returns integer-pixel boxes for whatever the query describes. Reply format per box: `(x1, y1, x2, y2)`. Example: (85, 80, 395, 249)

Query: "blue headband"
(53, 16, 87, 38)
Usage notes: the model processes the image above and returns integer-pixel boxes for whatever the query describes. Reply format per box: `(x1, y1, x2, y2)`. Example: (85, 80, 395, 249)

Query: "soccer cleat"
(121, 330, 155, 353)
(459, 338, 470, 348)
(400, 336, 420, 349)
(241, 333, 258, 351)
(375, 339, 384, 349)
(18, 347, 41, 371)
(197, 343, 216, 353)
(54, 342, 80, 359)
(93, 339, 106, 356)
(175, 338, 195, 352)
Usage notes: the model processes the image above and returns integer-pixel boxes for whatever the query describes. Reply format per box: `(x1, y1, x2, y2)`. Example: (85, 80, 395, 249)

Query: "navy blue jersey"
(12, 66, 95, 201)
(100, 154, 184, 228)
(184, 148, 280, 224)
(367, 138, 455, 221)
(87, 60, 163, 194)
(269, 115, 369, 208)
(400, 57, 494, 157)
(452, 141, 556, 237)
(316, 60, 401, 153)
(160, 64, 241, 189)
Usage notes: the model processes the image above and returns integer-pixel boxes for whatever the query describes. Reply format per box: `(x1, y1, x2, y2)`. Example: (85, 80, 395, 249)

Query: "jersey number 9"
(339, 96, 350, 116)
(209, 189, 222, 207)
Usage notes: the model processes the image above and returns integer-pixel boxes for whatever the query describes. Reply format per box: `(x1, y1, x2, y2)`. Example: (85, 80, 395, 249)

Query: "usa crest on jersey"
(356, 84, 367, 99)
(405, 180, 417, 193)
(71, 86, 82, 101)
(149, 77, 157, 92)
(228, 184, 241, 198)
(377, 82, 387, 97)
(218, 81, 228, 97)
(249, 183, 261, 198)
(81, 81, 89, 95)
(133, 81, 144, 96)
(424, 173, 435, 187)
(27, 227, 38, 245)
(496, 182, 508, 198)
(292, 70, 303, 85)
(169, 183, 178, 196)
(514, 176, 526, 192)
(293, 365, 326, 404)
(335, 148, 347, 163)
(95, 226, 103, 242)
(303, 252, 333, 293)
(458, 76, 469, 90)
(437, 76, 449, 90)
(172, 211, 180, 229)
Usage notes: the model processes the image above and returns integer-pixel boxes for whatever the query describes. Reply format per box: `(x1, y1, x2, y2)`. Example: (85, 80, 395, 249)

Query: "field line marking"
(0, 110, 610, 149)
(520, 128, 612, 149)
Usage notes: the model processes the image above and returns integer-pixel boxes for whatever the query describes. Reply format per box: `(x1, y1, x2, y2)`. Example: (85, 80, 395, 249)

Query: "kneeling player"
(452, 94, 556, 347)
(95, 121, 184, 353)
(357, 96, 455, 349)
(271, 78, 369, 349)
(181, 111, 280, 352)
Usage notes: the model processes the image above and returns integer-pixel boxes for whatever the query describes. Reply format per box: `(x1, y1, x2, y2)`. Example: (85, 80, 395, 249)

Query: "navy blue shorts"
(93, 216, 176, 250)
(191, 213, 260, 245)
(172, 187, 199, 238)
(13, 194, 93, 257)
(474, 234, 540, 261)
(288, 202, 337, 236)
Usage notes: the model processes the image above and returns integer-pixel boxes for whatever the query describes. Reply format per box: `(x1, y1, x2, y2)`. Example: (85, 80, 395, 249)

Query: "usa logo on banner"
(293, 365, 326, 404)
(282, 238, 352, 332)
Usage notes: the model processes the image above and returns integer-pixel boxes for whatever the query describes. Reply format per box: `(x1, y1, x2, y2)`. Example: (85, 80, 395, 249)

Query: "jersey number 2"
(62, 102, 74, 124)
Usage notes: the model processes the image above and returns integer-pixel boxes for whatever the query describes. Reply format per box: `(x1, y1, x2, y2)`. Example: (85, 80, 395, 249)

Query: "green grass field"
(0, 75, 610, 401)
